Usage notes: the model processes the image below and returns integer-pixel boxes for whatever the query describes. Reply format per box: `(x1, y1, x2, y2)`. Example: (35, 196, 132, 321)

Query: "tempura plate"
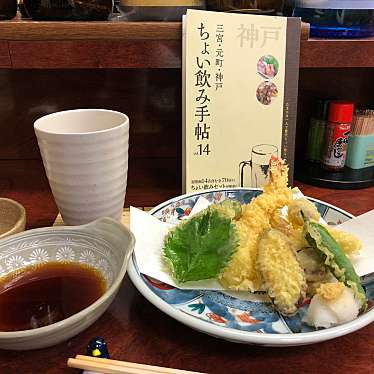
(128, 188, 374, 346)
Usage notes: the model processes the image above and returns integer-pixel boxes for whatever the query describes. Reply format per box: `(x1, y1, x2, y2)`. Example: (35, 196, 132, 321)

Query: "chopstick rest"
(67, 355, 207, 374)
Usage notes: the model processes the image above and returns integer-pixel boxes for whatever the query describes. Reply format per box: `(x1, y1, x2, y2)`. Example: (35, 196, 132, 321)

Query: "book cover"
(182, 10, 301, 193)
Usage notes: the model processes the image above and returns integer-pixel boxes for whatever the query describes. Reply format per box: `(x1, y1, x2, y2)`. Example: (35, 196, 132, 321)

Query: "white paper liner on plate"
(130, 188, 374, 290)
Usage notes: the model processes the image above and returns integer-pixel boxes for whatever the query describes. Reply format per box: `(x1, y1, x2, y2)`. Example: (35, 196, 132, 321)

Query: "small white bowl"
(0, 217, 135, 350)
(0, 198, 26, 239)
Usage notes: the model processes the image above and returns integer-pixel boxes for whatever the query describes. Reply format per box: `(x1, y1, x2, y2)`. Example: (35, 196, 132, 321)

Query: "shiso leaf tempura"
(163, 200, 240, 283)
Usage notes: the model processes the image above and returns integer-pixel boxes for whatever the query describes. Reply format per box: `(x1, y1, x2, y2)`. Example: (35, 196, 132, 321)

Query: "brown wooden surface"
(2, 20, 374, 68)
(0, 41, 11, 68)
(0, 171, 373, 373)
(3, 37, 374, 69)
(0, 20, 182, 41)
(0, 19, 309, 41)
(300, 38, 374, 68)
(9, 40, 181, 69)
(0, 69, 181, 159)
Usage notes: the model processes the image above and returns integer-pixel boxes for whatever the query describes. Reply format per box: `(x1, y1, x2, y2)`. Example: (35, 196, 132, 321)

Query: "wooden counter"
(0, 17, 373, 374)
(0, 175, 373, 373)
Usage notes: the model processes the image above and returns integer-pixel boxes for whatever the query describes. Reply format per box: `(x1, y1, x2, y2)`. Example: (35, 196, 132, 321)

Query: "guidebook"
(182, 10, 301, 193)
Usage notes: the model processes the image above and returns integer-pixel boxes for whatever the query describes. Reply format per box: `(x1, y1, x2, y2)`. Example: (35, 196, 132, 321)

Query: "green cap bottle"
(307, 99, 330, 162)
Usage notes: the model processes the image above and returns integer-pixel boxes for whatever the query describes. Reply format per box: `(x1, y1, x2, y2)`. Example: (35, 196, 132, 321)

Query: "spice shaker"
(306, 99, 330, 163)
(321, 101, 354, 172)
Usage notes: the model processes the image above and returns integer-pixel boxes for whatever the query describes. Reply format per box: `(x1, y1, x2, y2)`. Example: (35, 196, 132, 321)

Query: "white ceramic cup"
(34, 109, 129, 225)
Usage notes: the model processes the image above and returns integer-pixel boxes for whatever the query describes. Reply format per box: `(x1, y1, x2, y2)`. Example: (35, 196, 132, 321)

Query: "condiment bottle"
(346, 110, 374, 169)
(0, 0, 17, 20)
(321, 101, 354, 172)
(306, 99, 330, 162)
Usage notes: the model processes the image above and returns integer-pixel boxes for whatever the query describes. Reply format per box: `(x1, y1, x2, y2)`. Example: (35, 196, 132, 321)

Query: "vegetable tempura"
(162, 156, 366, 325)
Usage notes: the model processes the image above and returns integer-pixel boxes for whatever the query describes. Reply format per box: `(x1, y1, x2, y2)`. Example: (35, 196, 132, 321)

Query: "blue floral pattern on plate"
(131, 188, 374, 337)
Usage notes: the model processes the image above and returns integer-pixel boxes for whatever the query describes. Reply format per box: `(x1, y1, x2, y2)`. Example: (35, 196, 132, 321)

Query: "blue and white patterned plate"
(127, 188, 374, 346)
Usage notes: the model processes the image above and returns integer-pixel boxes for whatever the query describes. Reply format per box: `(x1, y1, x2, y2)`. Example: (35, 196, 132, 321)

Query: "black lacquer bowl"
(23, 0, 113, 20)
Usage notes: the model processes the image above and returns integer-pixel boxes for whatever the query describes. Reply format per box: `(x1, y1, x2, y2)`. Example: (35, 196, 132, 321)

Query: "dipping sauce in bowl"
(0, 262, 106, 332)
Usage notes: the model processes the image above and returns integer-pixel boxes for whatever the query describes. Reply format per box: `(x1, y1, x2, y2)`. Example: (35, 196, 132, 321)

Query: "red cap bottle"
(321, 101, 354, 172)
(328, 101, 355, 124)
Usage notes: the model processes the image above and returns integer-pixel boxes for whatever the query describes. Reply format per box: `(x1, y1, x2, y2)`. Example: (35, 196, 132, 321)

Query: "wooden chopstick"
(67, 355, 207, 374)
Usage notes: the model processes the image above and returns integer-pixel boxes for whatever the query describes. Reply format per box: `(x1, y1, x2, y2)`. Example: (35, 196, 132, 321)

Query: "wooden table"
(0, 182, 373, 374)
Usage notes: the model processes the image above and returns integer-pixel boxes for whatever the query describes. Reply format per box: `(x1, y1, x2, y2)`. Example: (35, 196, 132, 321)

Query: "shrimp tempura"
(219, 157, 293, 291)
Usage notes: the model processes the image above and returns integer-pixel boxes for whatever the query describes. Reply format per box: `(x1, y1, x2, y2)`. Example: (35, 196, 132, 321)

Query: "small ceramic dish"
(0, 217, 135, 350)
(0, 198, 26, 239)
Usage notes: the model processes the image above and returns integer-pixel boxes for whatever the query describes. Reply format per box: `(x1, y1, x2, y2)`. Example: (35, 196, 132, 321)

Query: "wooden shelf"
(0, 20, 182, 41)
(0, 19, 310, 41)
(0, 20, 373, 68)
(300, 38, 374, 68)
(0, 20, 182, 68)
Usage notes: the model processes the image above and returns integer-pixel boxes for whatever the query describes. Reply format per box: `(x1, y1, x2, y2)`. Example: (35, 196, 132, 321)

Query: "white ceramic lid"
(295, 0, 374, 9)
